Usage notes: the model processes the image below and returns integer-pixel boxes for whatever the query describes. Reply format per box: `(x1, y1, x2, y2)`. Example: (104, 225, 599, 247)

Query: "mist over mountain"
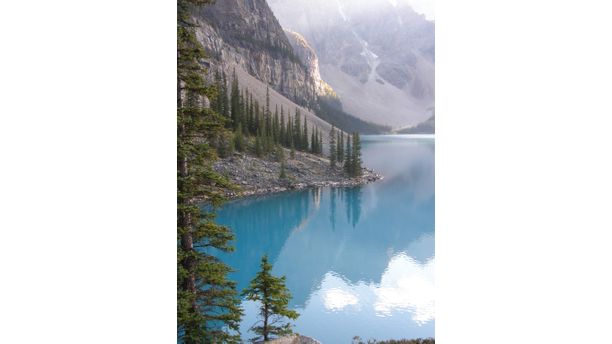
(269, 0, 435, 129)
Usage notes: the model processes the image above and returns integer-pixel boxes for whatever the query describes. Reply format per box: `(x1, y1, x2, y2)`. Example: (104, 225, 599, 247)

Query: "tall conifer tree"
(344, 133, 353, 175)
(242, 256, 299, 342)
(351, 132, 362, 176)
(177, 1, 242, 342)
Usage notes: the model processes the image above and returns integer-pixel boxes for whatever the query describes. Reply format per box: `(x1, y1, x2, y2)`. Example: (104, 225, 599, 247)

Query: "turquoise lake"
(214, 135, 435, 343)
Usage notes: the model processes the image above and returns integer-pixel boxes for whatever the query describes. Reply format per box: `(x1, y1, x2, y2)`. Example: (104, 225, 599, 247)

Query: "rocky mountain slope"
(269, 0, 435, 129)
(190, 0, 340, 141)
(191, 0, 319, 107)
(190, 0, 387, 135)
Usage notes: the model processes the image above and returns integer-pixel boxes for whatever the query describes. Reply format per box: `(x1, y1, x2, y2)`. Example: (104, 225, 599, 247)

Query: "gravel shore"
(214, 149, 382, 199)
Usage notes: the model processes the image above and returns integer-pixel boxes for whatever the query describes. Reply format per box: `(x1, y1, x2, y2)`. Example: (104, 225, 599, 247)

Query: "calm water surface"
(214, 135, 435, 343)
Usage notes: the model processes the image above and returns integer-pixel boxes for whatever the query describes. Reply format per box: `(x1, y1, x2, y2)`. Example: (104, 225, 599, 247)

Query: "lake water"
(214, 135, 435, 343)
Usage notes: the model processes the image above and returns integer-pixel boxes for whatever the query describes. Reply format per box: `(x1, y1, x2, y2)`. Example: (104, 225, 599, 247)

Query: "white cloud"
(323, 288, 360, 311)
(373, 254, 435, 324)
(406, 0, 435, 20)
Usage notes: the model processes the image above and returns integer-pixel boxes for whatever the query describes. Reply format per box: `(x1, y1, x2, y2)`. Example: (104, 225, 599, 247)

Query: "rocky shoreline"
(254, 334, 321, 344)
(214, 149, 382, 199)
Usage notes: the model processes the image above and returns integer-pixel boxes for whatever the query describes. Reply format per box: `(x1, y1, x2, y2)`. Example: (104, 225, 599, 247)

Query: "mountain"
(189, 0, 388, 135)
(396, 114, 435, 134)
(268, 0, 435, 129)
(189, 0, 334, 141)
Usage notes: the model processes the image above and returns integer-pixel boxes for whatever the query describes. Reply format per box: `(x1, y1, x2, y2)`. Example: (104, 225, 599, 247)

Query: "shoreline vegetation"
(213, 148, 382, 200)
(178, 0, 393, 342)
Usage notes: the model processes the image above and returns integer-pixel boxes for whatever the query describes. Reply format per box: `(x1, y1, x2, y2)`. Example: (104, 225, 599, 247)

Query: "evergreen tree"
(254, 100, 261, 135)
(302, 117, 308, 152)
(329, 126, 337, 167)
(279, 111, 286, 146)
(351, 132, 362, 176)
(255, 129, 263, 158)
(265, 85, 271, 119)
(318, 129, 323, 155)
(242, 256, 299, 342)
(294, 110, 301, 150)
(221, 71, 229, 118)
(310, 130, 316, 154)
(229, 69, 240, 130)
(240, 89, 248, 133)
(248, 92, 255, 135)
(279, 159, 287, 179)
(273, 105, 280, 144)
(338, 132, 344, 163)
(344, 133, 352, 175)
(212, 70, 223, 115)
(177, 1, 242, 342)
(287, 115, 294, 150)
(234, 123, 245, 152)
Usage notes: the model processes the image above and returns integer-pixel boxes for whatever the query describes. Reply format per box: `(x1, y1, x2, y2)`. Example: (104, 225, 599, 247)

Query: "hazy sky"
(403, 0, 435, 20)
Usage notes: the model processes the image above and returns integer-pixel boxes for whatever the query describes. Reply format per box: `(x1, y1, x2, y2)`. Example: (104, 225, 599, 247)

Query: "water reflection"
(213, 136, 435, 342)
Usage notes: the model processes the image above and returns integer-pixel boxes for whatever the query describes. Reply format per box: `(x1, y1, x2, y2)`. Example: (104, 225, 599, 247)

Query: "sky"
(404, 0, 435, 20)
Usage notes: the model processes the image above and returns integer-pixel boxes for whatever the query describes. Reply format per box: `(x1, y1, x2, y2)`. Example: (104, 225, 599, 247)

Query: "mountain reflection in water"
(212, 135, 435, 342)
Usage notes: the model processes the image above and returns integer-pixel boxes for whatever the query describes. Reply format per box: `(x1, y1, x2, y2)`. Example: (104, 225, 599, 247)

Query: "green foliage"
(342, 132, 362, 177)
(351, 132, 363, 177)
(255, 131, 264, 158)
(233, 123, 245, 152)
(344, 134, 352, 175)
(221, 76, 326, 158)
(337, 131, 344, 163)
(215, 130, 235, 158)
(329, 126, 337, 167)
(178, 1, 242, 342)
(242, 256, 299, 342)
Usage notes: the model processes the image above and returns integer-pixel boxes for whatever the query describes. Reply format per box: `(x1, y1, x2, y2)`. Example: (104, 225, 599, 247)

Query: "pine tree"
(294, 110, 301, 150)
(279, 111, 286, 146)
(265, 85, 271, 119)
(248, 92, 255, 135)
(221, 71, 229, 118)
(338, 132, 344, 163)
(273, 106, 280, 144)
(310, 129, 316, 153)
(280, 159, 287, 179)
(352, 132, 362, 176)
(229, 68, 240, 130)
(302, 117, 308, 152)
(287, 115, 294, 150)
(240, 89, 248, 133)
(255, 129, 263, 157)
(344, 133, 353, 175)
(234, 123, 245, 152)
(242, 256, 299, 342)
(329, 126, 337, 167)
(318, 129, 323, 155)
(177, 1, 242, 342)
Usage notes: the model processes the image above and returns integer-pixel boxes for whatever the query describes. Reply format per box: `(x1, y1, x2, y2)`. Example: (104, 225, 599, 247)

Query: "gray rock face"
(284, 30, 336, 98)
(190, 0, 320, 108)
(268, 0, 435, 129)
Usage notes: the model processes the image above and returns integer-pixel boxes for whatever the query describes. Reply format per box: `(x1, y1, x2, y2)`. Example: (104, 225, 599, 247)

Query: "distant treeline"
(316, 95, 391, 134)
